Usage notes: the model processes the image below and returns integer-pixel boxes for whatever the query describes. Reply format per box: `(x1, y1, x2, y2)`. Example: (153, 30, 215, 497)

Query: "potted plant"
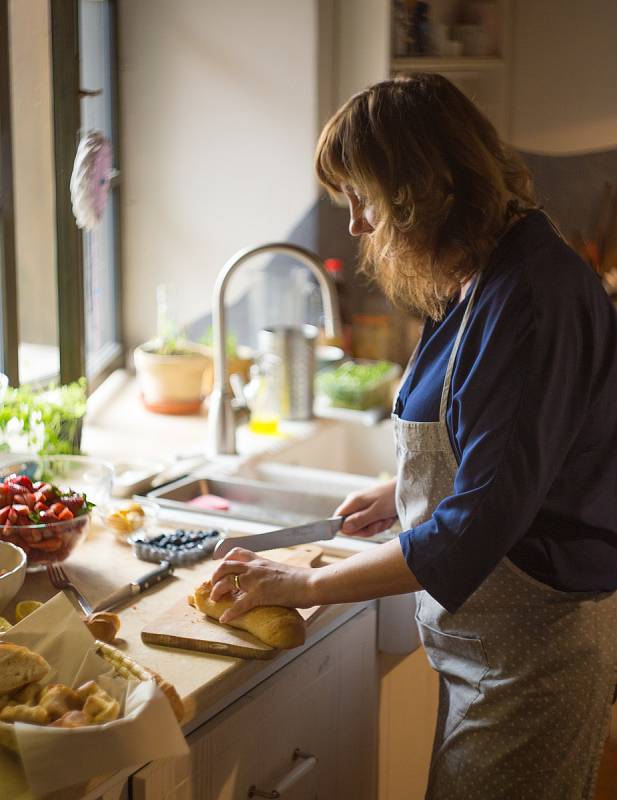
(0, 378, 88, 455)
(134, 334, 212, 415)
(133, 285, 213, 414)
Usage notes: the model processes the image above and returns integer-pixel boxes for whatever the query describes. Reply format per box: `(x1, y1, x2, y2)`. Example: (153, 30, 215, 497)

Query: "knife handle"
(137, 561, 174, 591)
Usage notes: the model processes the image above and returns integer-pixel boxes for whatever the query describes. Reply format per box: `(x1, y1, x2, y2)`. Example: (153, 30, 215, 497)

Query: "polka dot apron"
(392, 277, 617, 799)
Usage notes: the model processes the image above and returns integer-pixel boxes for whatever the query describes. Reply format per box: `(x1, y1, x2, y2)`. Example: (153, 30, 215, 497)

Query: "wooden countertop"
(1, 519, 367, 799)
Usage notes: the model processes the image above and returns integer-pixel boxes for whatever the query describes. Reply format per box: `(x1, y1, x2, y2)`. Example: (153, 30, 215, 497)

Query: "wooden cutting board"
(141, 545, 324, 660)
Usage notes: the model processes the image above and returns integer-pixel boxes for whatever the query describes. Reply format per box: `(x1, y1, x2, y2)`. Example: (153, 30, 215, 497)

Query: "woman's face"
(341, 185, 377, 237)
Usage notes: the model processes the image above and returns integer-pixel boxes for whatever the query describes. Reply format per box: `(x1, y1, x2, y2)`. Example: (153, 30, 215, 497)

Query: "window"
(0, 0, 122, 389)
(79, 0, 122, 383)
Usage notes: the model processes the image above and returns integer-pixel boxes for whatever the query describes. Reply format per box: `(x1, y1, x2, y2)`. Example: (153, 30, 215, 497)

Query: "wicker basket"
(0, 640, 184, 752)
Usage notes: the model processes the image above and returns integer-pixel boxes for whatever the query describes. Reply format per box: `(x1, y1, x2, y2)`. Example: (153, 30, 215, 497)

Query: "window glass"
(79, 0, 120, 380)
(8, 0, 59, 385)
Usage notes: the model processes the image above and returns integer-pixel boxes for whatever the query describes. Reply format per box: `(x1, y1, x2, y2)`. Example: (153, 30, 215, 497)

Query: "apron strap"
(392, 321, 427, 414)
(438, 276, 483, 428)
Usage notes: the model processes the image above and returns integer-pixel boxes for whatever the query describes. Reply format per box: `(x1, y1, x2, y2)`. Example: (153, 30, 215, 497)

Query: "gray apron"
(392, 277, 617, 799)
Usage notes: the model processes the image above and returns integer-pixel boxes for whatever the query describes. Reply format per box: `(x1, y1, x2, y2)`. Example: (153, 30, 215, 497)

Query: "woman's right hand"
(335, 478, 398, 537)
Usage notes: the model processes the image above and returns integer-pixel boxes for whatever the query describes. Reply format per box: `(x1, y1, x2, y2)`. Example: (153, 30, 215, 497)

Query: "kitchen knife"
(212, 516, 345, 560)
(92, 561, 174, 612)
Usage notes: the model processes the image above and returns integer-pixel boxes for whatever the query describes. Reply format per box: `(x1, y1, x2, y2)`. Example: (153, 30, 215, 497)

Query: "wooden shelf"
(391, 56, 505, 73)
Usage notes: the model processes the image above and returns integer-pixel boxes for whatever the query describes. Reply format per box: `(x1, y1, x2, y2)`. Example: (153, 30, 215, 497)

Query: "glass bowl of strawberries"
(0, 455, 114, 571)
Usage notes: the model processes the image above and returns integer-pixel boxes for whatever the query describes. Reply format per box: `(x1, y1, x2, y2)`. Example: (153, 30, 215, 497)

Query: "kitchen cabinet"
(131, 607, 378, 800)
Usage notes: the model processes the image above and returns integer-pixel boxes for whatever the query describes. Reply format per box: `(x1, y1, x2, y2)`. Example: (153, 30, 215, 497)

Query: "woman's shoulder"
(478, 210, 611, 322)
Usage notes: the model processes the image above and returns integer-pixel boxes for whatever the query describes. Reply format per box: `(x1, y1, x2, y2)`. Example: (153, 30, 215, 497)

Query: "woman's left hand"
(210, 548, 315, 623)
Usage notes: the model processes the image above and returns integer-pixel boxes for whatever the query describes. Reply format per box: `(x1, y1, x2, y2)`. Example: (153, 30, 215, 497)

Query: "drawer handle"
(248, 749, 318, 798)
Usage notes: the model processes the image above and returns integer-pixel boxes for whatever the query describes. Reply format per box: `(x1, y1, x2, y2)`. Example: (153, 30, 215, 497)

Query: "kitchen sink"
(148, 473, 345, 527)
(242, 418, 397, 479)
(144, 419, 399, 547)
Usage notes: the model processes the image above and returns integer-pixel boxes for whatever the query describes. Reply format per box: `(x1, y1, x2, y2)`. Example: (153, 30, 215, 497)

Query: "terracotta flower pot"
(134, 341, 212, 415)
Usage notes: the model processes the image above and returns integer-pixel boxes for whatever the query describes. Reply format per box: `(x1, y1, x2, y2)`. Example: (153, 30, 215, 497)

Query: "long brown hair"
(315, 75, 537, 319)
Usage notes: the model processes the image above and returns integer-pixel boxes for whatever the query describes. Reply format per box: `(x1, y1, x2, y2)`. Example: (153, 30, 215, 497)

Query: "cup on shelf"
(452, 23, 489, 57)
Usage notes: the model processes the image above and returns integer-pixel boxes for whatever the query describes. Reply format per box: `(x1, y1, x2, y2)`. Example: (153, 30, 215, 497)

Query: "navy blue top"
(396, 210, 617, 613)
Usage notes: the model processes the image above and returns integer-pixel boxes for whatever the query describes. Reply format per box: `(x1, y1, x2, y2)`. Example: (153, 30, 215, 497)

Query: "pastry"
(0, 703, 49, 725)
(75, 680, 99, 703)
(13, 683, 42, 706)
(83, 690, 120, 723)
(0, 643, 50, 693)
(192, 581, 305, 649)
(39, 684, 82, 721)
(50, 710, 91, 728)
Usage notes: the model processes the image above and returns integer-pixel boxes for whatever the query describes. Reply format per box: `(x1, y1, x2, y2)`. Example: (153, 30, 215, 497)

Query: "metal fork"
(46, 564, 93, 616)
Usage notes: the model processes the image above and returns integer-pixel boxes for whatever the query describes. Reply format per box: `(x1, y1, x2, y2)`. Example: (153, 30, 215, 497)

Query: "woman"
(211, 75, 617, 799)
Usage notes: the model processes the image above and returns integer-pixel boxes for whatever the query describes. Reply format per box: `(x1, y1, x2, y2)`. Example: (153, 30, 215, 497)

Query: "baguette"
(192, 583, 305, 649)
(0, 643, 50, 694)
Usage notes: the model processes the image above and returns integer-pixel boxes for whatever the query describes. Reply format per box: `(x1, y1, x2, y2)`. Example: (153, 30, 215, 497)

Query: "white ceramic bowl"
(0, 542, 26, 614)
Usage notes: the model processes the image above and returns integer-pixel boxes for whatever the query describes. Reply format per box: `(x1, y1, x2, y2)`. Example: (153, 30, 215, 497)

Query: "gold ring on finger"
(233, 574, 241, 591)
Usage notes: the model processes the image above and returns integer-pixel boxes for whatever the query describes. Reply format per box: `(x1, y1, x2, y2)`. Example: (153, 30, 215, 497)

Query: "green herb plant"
(0, 378, 87, 455)
(200, 327, 238, 359)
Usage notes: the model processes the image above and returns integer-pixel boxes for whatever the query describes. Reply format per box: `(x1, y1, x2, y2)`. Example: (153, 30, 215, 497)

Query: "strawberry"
(49, 502, 66, 517)
(21, 492, 36, 510)
(11, 475, 33, 491)
(57, 507, 74, 521)
(5, 483, 24, 500)
(0, 507, 10, 525)
(39, 510, 58, 523)
(34, 501, 48, 512)
(59, 493, 86, 515)
(7, 508, 17, 524)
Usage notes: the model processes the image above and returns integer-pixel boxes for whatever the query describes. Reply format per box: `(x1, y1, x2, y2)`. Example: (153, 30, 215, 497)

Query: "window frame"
(0, 0, 18, 385)
(0, 0, 123, 391)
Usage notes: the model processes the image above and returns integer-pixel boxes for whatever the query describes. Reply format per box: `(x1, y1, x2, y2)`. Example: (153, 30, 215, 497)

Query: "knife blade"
(92, 561, 174, 612)
(212, 516, 345, 560)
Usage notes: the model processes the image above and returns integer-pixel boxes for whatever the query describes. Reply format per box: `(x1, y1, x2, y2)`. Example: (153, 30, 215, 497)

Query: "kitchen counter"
(0, 370, 374, 799)
(1, 521, 371, 799)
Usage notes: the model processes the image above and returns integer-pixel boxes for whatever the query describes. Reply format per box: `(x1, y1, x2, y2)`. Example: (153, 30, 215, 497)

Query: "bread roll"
(0, 643, 50, 694)
(85, 612, 121, 643)
(192, 582, 305, 649)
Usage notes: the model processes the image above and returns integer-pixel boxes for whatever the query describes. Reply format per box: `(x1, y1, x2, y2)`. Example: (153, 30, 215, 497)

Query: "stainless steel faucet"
(207, 242, 342, 455)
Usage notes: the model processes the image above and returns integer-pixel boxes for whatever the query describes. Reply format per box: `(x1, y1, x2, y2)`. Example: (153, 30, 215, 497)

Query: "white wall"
(118, 0, 320, 347)
(509, 0, 617, 154)
(334, 0, 390, 108)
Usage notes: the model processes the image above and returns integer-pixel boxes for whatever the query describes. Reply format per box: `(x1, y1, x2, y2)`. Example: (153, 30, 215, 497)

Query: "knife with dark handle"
(92, 561, 174, 612)
(212, 516, 345, 560)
